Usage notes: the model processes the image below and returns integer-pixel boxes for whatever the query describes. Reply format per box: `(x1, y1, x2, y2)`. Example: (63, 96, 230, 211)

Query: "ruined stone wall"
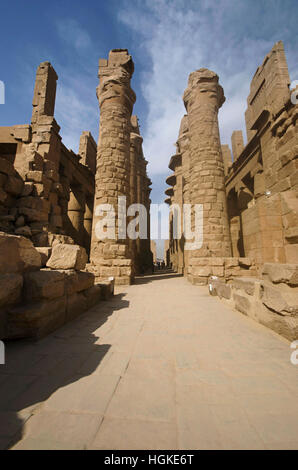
(0, 61, 108, 340)
(164, 40, 297, 340)
(0, 62, 96, 255)
(166, 41, 298, 286)
(225, 41, 298, 269)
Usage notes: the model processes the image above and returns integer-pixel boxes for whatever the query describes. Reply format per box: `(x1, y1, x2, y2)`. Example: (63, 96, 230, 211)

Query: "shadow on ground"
(134, 271, 183, 285)
(0, 293, 129, 450)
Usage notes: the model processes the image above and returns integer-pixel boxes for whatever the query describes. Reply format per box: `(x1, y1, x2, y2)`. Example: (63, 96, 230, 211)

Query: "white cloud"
(118, 0, 283, 175)
(55, 80, 98, 153)
(56, 18, 92, 52)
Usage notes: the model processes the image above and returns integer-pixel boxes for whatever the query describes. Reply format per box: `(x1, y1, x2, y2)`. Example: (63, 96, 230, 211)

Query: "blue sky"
(0, 0, 297, 256)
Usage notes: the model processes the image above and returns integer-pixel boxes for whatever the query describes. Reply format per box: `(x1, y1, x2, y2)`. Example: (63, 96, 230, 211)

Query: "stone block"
(210, 257, 224, 266)
(285, 227, 298, 243)
(6, 297, 67, 340)
(24, 269, 65, 301)
(36, 247, 52, 266)
(0, 273, 23, 308)
(212, 266, 224, 277)
(260, 283, 297, 316)
(11, 124, 31, 142)
(32, 232, 50, 247)
(46, 244, 88, 271)
(233, 293, 251, 315)
(114, 276, 131, 286)
(100, 266, 120, 278)
(19, 207, 48, 223)
(48, 233, 74, 246)
(66, 292, 88, 321)
(21, 182, 34, 197)
(120, 267, 132, 276)
(4, 176, 23, 196)
(224, 258, 239, 268)
(285, 244, 298, 264)
(238, 257, 252, 268)
(112, 259, 132, 266)
(83, 285, 103, 309)
(262, 263, 298, 286)
(209, 278, 231, 299)
(0, 232, 41, 273)
(192, 266, 212, 277)
(232, 277, 257, 296)
(15, 226, 32, 237)
(26, 171, 44, 183)
(64, 270, 94, 295)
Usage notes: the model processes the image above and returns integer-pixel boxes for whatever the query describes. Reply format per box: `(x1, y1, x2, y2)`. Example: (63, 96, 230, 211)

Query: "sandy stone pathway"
(1, 272, 298, 450)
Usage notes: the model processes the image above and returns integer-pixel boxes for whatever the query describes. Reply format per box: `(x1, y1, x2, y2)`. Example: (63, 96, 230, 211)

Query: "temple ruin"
(0, 49, 152, 340)
(165, 41, 298, 340)
(0, 42, 297, 343)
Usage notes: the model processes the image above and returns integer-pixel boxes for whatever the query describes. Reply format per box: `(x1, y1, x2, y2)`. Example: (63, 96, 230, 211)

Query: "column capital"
(183, 68, 225, 111)
(97, 49, 136, 110)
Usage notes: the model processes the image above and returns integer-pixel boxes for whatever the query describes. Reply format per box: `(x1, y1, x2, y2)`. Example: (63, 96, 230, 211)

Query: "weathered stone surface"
(225, 258, 240, 268)
(15, 226, 32, 237)
(83, 284, 103, 309)
(48, 233, 74, 247)
(6, 297, 67, 340)
(262, 263, 298, 286)
(66, 292, 88, 321)
(238, 258, 252, 268)
(260, 283, 298, 316)
(24, 269, 65, 301)
(18, 207, 48, 223)
(233, 293, 251, 315)
(232, 277, 257, 296)
(210, 279, 232, 299)
(89, 49, 151, 284)
(98, 279, 115, 300)
(0, 273, 23, 308)
(182, 67, 231, 278)
(63, 270, 94, 295)
(46, 244, 88, 271)
(4, 176, 23, 196)
(0, 232, 41, 273)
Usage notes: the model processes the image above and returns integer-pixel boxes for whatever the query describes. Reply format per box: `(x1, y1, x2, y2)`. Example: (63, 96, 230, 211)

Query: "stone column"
(84, 196, 93, 255)
(135, 163, 142, 272)
(183, 69, 231, 280)
(90, 49, 136, 285)
(178, 115, 190, 274)
(68, 186, 85, 246)
(129, 130, 142, 273)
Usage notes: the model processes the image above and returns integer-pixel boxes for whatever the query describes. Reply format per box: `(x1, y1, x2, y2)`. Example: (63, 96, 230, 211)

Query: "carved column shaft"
(183, 68, 231, 259)
(90, 49, 136, 285)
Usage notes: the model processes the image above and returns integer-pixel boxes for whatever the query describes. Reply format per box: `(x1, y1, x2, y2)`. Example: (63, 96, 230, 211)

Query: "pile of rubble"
(209, 263, 298, 341)
(0, 232, 114, 340)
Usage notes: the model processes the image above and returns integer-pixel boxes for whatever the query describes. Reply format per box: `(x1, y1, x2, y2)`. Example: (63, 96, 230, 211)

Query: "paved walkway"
(1, 272, 298, 450)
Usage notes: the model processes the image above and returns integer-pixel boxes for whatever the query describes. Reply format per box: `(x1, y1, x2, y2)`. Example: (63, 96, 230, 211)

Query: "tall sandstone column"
(183, 69, 231, 282)
(129, 117, 142, 273)
(90, 49, 136, 285)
